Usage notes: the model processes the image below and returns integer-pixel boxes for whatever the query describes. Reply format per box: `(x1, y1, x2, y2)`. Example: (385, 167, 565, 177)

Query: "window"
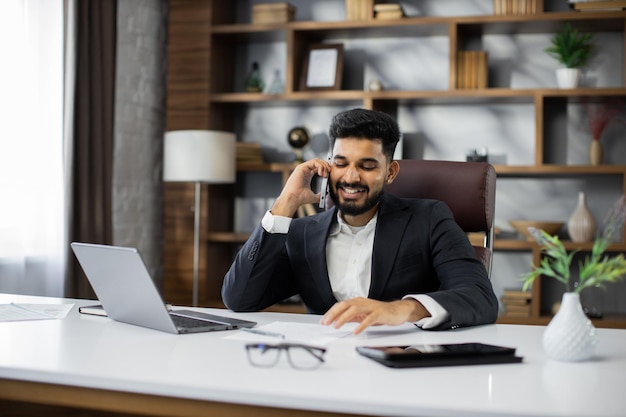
(0, 0, 65, 296)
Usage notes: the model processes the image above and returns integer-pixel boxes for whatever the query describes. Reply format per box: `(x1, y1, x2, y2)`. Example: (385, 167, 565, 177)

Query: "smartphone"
(318, 176, 328, 209)
(356, 343, 522, 368)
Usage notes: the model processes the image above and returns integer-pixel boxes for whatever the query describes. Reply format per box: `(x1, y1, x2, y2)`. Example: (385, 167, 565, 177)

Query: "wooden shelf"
(494, 164, 626, 176)
(495, 239, 626, 251)
(165, 0, 626, 326)
(211, 87, 626, 104)
(211, 11, 626, 33)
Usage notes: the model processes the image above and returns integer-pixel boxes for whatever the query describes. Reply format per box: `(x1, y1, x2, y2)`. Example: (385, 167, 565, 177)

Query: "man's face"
(328, 138, 391, 223)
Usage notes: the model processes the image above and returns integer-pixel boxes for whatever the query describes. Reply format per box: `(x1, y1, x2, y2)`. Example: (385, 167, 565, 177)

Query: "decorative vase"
(567, 191, 596, 242)
(589, 140, 603, 165)
(556, 68, 580, 89)
(543, 292, 597, 361)
(245, 61, 265, 92)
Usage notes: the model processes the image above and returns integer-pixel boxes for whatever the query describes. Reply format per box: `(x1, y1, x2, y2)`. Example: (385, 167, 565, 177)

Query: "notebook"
(70, 242, 256, 334)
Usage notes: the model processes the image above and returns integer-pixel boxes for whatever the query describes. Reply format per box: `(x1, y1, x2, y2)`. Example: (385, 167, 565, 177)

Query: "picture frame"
(300, 43, 343, 91)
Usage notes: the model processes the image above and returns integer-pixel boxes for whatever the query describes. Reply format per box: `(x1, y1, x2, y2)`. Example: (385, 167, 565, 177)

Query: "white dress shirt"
(261, 210, 449, 329)
(326, 212, 377, 301)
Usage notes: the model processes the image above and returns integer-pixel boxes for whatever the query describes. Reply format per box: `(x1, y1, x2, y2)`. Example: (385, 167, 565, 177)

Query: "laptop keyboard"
(170, 313, 218, 329)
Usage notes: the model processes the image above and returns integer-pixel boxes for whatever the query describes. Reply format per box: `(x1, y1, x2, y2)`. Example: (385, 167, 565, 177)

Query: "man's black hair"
(328, 108, 400, 161)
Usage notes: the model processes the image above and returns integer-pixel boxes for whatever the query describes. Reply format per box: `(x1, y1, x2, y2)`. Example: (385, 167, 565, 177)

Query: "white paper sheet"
(0, 303, 74, 322)
(225, 321, 358, 347)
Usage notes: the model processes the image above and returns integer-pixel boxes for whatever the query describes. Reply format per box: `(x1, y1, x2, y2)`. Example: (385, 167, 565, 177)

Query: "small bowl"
(509, 220, 564, 241)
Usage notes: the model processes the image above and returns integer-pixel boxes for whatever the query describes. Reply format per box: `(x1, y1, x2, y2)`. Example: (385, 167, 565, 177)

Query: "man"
(222, 108, 498, 333)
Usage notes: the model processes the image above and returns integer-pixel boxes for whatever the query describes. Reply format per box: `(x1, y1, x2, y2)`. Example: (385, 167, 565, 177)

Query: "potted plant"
(545, 23, 595, 88)
(521, 195, 626, 361)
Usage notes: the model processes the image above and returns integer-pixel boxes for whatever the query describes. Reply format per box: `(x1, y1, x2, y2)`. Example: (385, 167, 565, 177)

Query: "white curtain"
(0, 0, 66, 296)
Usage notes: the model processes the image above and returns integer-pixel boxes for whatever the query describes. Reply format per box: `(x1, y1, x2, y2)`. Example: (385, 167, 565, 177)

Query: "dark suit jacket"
(222, 193, 498, 330)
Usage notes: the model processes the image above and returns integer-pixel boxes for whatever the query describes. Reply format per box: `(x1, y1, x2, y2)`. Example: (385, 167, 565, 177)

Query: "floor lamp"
(163, 130, 236, 307)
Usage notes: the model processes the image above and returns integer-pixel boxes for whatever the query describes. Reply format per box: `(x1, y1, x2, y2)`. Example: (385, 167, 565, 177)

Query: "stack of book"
(236, 142, 264, 166)
(571, 0, 626, 11)
(501, 290, 532, 318)
(456, 51, 488, 89)
(252, 2, 296, 24)
(345, 0, 374, 20)
(494, 0, 542, 15)
(374, 3, 404, 20)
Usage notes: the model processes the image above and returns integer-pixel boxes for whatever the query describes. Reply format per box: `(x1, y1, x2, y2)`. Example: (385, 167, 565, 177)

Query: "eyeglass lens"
(246, 344, 325, 370)
(286, 345, 324, 369)
(246, 344, 281, 367)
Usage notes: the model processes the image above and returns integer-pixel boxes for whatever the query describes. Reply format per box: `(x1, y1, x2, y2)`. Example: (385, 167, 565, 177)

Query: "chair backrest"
(384, 159, 496, 277)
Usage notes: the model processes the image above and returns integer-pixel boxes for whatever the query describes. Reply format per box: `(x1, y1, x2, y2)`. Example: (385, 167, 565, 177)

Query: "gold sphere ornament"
(287, 127, 310, 162)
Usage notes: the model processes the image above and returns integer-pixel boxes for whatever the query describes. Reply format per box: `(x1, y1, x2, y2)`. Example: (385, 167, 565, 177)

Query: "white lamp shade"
(163, 130, 236, 183)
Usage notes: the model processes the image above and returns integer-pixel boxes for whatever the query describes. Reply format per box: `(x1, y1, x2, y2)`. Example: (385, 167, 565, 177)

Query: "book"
(252, 2, 296, 24)
(78, 303, 172, 317)
(503, 289, 532, 299)
(502, 310, 532, 318)
(477, 51, 488, 89)
(501, 298, 531, 308)
(501, 291, 532, 304)
(252, 2, 295, 12)
(456, 51, 488, 89)
(469, 51, 475, 88)
(494, 0, 541, 15)
(345, 0, 374, 20)
(78, 304, 107, 316)
(504, 304, 532, 313)
(236, 142, 264, 163)
(375, 10, 404, 19)
(456, 51, 466, 89)
(373, 3, 402, 12)
(501, 290, 532, 312)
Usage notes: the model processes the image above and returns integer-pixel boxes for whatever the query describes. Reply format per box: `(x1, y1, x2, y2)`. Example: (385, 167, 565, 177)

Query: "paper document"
(225, 321, 358, 347)
(0, 303, 74, 322)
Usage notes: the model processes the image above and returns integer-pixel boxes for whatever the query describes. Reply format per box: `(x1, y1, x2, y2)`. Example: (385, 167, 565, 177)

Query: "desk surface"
(1, 293, 625, 417)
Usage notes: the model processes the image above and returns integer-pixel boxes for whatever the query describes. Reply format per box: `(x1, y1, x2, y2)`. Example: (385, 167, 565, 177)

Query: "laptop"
(70, 242, 256, 334)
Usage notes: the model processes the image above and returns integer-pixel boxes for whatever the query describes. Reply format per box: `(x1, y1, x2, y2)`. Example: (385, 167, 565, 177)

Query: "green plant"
(521, 195, 626, 294)
(545, 23, 595, 68)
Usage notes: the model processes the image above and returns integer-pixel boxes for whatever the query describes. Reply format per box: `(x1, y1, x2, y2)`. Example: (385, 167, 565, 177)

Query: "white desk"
(1, 293, 625, 417)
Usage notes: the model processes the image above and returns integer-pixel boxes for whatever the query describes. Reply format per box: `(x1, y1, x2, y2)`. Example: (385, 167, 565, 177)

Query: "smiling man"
(222, 108, 498, 332)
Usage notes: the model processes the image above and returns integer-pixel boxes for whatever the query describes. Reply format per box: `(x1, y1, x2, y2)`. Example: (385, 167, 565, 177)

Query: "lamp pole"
(192, 181, 201, 307)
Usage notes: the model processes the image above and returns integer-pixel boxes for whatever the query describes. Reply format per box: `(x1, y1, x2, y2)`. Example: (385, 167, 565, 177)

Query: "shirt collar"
(329, 210, 379, 237)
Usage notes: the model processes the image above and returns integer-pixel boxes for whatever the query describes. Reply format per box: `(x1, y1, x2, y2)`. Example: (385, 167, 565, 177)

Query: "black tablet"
(356, 343, 523, 368)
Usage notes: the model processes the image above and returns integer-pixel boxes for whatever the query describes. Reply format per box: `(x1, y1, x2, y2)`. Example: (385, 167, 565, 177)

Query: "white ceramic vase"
(567, 191, 596, 243)
(556, 68, 580, 89)
(543, 292, 597, 362)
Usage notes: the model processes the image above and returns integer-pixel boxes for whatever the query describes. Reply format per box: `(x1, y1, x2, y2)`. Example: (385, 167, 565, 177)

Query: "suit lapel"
(368, 194, 412, 299)
(304, 209, 337, 303)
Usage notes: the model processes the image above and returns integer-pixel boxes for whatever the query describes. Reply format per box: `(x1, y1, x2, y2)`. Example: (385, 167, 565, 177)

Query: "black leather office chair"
(384, 159, 496, 278)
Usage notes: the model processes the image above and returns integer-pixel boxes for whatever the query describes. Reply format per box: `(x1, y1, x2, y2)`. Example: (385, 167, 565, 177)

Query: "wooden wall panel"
(164, 0, 211, 306)
(166, 0, 211, 131)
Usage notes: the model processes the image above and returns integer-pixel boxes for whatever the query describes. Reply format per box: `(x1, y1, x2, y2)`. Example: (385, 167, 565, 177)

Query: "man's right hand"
(270, 158, 331, 217)
(321, 297, 430, 335)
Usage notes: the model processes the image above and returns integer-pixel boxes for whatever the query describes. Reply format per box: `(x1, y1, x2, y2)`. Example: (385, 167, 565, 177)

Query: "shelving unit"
(165, 0, 626, 326)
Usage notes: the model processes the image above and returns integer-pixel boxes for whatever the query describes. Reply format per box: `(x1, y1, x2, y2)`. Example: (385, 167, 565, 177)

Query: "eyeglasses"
(245, 343, 326, 370)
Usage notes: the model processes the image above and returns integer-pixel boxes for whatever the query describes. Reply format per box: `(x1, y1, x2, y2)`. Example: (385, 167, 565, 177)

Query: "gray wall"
(113, 0, 168, 286)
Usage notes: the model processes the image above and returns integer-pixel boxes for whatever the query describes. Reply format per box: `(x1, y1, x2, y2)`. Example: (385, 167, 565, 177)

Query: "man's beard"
(328, 181, 383, 216)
